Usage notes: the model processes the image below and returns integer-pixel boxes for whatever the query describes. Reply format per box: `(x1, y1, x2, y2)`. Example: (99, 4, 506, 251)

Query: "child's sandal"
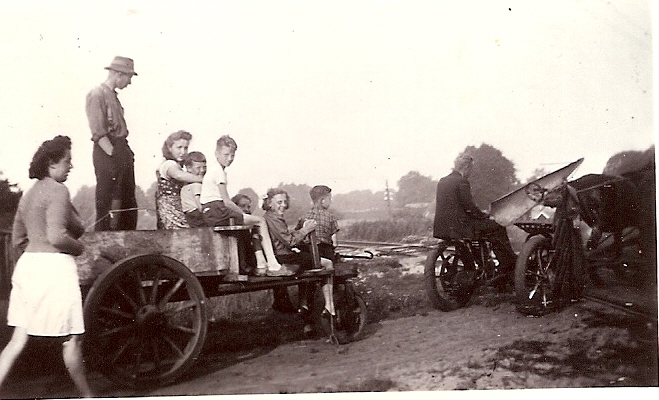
(254, 266, 267, 277)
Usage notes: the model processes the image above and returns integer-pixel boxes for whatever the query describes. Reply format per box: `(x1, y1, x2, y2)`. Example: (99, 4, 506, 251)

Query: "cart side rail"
(76, 226, 244, 286)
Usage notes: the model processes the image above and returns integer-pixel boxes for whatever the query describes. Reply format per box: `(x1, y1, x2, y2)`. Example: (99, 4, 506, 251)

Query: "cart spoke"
(162, 334, 185, 358)
(168, 324, 197, 335)
(134, 269, 148, 306)
(131, 340, 145, 375)
(158, 278, 185, 307)
(150, 269, 163, 305)
(110, 337, 134, 366)
(164, 300, 197, 316)
(99, 323, 136, 339)
(113, 282, 139, 312)
(151, 337, 161, 371)
(98, 305, 134, 320)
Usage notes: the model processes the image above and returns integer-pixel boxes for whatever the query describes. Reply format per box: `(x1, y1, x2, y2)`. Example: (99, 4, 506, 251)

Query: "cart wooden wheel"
(83, 254, 208, 388)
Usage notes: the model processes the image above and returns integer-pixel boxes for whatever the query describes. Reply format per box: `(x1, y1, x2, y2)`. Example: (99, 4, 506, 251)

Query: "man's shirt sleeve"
(85, 88, 108, 143)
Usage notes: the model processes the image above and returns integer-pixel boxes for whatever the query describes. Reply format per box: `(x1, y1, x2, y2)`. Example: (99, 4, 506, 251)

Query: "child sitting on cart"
(200, 135, 283, 275)
(180, 151, 207, 228)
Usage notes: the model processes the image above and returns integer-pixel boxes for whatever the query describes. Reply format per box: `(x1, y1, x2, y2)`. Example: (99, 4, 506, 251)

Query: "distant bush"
(342, 214, 432, 242)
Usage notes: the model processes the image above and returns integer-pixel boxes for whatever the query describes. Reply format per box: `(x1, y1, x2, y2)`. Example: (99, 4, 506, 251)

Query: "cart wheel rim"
(83, 254, 207, 387)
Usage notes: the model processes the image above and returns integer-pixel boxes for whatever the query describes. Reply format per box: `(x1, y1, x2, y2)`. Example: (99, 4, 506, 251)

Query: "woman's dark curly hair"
(162, 130, 192, 161)
(261, 188, 289, 211)
(28, 135, 72, 180)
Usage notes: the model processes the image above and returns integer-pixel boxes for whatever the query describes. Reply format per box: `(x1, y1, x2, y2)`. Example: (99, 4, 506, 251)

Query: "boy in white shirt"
(200, 135, 285, 276)
(180, 151, 207, 228)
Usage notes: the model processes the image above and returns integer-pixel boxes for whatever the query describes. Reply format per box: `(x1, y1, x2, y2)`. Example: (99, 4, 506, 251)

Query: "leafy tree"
(333, 190, 386, 212)
(72, 184, 156, 231)
(72, 185, 96, 231)
(603, 145, 655, 176)
(395, 171, 435, 207)
(457, 143, 519, 209)
(525, 167, 551, 184)
(0, 173, 22, 230)
(144, 181, 158, 212)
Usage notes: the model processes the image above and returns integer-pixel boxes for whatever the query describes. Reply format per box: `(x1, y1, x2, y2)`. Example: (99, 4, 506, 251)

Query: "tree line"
(0, 143, 654, 232)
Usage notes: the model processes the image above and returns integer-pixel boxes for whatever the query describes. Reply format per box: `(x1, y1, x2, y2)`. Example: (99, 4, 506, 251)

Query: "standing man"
(433, 154, 517, 273)
(85, 56, 138, 231)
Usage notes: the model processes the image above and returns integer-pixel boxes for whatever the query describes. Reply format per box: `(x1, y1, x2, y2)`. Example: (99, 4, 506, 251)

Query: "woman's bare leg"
(62, 335, 93, 398)
(244, 215, 283, 270)
(0, 327, 28, 388)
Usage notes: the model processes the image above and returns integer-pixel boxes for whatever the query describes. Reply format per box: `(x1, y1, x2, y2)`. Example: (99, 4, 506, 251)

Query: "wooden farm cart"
(75, 226, 367, 388)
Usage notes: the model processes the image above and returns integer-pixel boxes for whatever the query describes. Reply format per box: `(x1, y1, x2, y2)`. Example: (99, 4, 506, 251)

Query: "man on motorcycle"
(433, 154, 517, 274)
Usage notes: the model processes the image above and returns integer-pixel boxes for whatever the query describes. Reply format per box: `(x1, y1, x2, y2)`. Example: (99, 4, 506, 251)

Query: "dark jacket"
(433, 171, 488, 239)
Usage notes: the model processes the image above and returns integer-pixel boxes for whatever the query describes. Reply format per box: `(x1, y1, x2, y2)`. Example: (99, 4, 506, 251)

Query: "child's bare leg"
(244, 215, 283, 270)
(320, 259, 335, 315)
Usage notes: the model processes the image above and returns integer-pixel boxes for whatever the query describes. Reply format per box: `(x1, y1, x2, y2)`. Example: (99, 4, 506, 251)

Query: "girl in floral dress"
(156, 130, 203, 229)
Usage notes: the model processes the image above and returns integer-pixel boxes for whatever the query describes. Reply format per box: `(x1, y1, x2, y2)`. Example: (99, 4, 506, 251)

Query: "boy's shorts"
(299, 242, 336, 262)
(317, 242, 336, 261)
(185, 209, 206, 228)
(201, 200, 245, 226)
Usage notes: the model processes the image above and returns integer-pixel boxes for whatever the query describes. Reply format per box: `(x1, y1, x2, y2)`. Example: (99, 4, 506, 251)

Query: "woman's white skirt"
(7, 252, 85, 336)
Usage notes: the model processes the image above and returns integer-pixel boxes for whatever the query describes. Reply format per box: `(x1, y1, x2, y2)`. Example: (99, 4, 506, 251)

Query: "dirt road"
(1, 293, 656, 398)
(0, 254, 656, 398)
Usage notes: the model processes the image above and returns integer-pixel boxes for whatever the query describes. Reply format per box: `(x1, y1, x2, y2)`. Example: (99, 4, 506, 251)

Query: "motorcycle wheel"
(423, 244, 474, 311)
(313, 282, 367, 344)
(514, 235, 557, 316)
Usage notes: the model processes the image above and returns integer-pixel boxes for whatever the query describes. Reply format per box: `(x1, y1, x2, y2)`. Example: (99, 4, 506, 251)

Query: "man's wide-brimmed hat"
(104, 56, 138, 76)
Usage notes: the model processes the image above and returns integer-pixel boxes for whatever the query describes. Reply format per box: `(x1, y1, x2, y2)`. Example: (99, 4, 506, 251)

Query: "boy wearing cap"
(296, 185, 340, 261)
(85, 56, 138, 231)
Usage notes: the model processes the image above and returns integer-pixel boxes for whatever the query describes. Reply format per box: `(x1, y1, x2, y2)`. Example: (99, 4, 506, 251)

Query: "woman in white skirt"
(0, 135, 93, 397)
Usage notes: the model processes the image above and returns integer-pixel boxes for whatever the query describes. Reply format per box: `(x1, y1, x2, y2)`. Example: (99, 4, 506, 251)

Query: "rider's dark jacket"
(433, 170, 488, 239)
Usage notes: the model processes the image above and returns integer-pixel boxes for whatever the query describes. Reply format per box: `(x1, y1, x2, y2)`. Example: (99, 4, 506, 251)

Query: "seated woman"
(156, 130, 203, 229)
(262, 188, 335, 319)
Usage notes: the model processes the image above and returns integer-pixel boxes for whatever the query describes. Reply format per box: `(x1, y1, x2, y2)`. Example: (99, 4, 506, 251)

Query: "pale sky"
(0, 0, 654, 198)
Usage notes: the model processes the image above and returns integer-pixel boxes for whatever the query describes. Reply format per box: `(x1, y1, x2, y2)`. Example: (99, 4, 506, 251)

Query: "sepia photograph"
(0, 0, 655, 398)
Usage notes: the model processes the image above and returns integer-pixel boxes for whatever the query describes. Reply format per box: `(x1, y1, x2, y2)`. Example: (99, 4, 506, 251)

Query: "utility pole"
(385, 180, 392, 218)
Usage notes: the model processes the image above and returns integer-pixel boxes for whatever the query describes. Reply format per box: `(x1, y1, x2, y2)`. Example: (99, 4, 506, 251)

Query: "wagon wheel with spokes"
(83, 254, 208, 388)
